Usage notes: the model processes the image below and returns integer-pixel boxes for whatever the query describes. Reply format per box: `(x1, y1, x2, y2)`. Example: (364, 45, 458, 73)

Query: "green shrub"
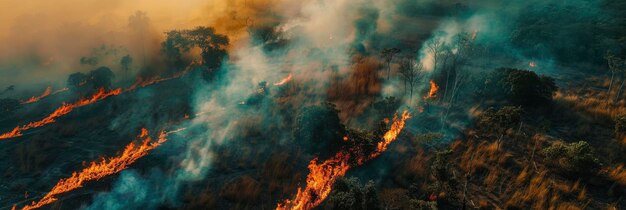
(476, 106, 522, 137)
(324, 177, 381, 210)
(293, 103, 346, 155)
(541, 141, 601, 175)
(483, 68, 557, 106)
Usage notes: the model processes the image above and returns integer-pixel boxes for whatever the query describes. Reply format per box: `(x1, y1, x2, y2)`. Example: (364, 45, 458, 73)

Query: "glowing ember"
(274, 73, 293, 86)
(276, 111, 410, 210)
(19, 129, 173, 210)
(0, 88, 122, 139)
(423, 80, 439, 100)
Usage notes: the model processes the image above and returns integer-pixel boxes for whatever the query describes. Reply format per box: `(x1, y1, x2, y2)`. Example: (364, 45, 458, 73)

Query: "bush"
(293, 103, 346, 155)
(475, 106, 522, 137)
(483, 68, 557, 106)
(66, 66, 115, 96)
(408, 200, 438, 210)
(429, 150, 457, 194)
(324, 177, 381, 210)
(615, 114, 626, 137)
(541, 141, 601, 175)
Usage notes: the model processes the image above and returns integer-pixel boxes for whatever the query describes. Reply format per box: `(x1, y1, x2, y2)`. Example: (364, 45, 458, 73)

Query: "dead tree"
(381, 48, 401, 80)
(399, 57, 424, 103)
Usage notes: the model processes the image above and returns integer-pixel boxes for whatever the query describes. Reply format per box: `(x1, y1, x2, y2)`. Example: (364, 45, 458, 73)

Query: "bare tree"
(441, 33, 476, 102)
(399, 58, 424, 102)
(426, 37, 444, 72)
(605, 51, 626, 102)
(381, 48, 401, 80)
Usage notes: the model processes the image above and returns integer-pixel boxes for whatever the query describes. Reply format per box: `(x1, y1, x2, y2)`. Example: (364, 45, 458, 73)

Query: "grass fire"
(0, 0, 625, 209)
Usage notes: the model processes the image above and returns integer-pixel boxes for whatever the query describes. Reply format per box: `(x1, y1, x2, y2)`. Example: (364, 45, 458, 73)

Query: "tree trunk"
(441, 74, 462, 130)
(608, 71, 615, 102)
(409, 84, 414, 103)
(615, 76, 626, 102)
(403, 80, 407, 96)
(387, 62, 391, 80)
(432, 56, 437, 73)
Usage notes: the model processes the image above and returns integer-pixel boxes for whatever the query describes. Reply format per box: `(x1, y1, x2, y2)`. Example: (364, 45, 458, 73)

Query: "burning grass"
(16, 128, 181, 210)
(0, 88, 122, 139)
(276, 111, 410, 210)
(1, 68, 194, 140)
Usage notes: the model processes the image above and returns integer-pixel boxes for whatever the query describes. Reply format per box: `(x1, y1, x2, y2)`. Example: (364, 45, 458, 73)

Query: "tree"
(162, 30, 193, 67)
(429, 150, 457, 196)
(66, 67, 115, 96)
(483, 68, 557, 107)
(440, 33, 475, 102)
(372, 96, 402, 119)
(324, 177, 381, 210)
(425, 37, 444, 72)
(381, 48, 401, 80)
(605, 51, 626, 102)
(186, 27, 229, 70)
(80, 56, 98, 66)
(541, 141, 601, 175)
(89, 66, 115, 90)
(0, 98, 20, 118)
(398, 58, 424, 102)
(120, 54, 133, 80)
(162, 26, 229, 79)
(67, 72, 88, 93)
(476, 106, 522, 150)
(293, 103, 347, 156)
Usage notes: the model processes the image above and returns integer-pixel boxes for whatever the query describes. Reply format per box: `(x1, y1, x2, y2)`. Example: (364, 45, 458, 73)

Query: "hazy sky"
(0, 0, 276, 88)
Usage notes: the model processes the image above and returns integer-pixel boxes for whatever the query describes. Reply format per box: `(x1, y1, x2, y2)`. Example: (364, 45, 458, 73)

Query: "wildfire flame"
(0, 88, 122, 139)
(276, 111, 410, 210)
(1, 66, 195, 140)
(21, 87, 52, 104)
(126, 62, 195, 91)
(423, 80, 439, 100)
(21, 87, 70, 104)
(274, 73, 293, 86)
(18, 128, 171, 210)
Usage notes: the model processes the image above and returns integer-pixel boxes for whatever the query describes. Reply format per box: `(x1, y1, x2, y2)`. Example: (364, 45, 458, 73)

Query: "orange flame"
(276, 111, 410, 210)
(19, 129, 169, 210)
(21, 87, 52, 104)
(1, 67, 195, 140)
(127, 64, 194, 91)
(423, 80, 439, 100)
(0, 88, 122, 139)
(274, 73, 293, 86)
